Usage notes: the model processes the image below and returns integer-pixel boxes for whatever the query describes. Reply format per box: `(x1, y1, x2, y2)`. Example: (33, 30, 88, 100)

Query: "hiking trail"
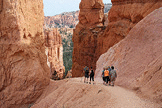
(31, 77, 161, 108)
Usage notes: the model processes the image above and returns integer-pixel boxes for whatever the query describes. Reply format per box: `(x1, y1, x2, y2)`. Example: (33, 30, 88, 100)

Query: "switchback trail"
(32, 78, 161, 108)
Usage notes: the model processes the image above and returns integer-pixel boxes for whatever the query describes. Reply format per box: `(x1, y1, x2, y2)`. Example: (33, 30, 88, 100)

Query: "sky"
(43, 0, 111, 16)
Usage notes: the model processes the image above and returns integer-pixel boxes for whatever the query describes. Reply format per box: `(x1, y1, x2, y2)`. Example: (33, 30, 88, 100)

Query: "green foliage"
(62, 33, 73, 74)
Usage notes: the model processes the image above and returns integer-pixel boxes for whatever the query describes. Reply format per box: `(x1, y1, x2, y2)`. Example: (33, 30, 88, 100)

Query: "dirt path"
(32, 78, 161, 108)
(74, 77, 161, 108)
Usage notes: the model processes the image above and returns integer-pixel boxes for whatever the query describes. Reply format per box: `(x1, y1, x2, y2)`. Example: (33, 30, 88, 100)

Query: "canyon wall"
(72, 0, 105, 77)
(44, 28, 65, 79)
(96, 7, 162, 103)
(72, 0, 162, 77)
(0, 0, 50, 108)
(96, 0, 162, 59)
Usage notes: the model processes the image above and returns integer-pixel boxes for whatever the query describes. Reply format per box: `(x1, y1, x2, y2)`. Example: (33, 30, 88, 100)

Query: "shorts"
(102, 77, 105, 82)
(105, 76, 110, 83)
(85, 74, 89, 78)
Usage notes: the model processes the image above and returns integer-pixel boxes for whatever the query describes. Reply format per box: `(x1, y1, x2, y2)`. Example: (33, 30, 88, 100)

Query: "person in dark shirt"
(89, 67, 95, 84)
(83, 66, 89, 83)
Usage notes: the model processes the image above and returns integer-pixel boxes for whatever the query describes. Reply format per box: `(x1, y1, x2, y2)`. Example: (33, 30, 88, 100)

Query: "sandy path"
(75, 77, 161, 108)
(32, 78, 161, 108)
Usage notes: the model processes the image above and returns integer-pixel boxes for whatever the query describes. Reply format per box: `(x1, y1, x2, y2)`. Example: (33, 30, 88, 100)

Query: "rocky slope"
(72, 0, 162, 77)
(0, 0, 50, 108)
(96, 7, 162, 104)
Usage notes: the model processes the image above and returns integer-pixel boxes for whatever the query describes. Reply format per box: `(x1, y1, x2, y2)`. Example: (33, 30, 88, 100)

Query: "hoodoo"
(44, 28, 65, 80)
(72, 0, 105, 77)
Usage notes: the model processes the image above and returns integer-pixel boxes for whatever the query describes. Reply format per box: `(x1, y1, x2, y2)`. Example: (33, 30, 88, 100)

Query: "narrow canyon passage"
(31, 78, 161, 108)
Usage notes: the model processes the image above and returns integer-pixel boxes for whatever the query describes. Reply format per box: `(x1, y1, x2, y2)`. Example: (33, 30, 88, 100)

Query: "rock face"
(96, 0, 162, 60)
(44, 4, 112, 29)
(72, 0, 162, 77)
(0, 0, 50, 108)
(44, 11, 79, 28)
(72, 0, 105, 77)
(44, 28, 65, 79)
(96, 7, 162, 103)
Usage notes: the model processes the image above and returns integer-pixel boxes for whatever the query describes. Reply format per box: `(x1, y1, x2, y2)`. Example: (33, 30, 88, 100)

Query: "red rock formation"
(44, 11, 79, 28)
(96, 0, 162, 59)
(0, 0, 50, 108)
(96, 7, 162, 103)
(72, 0, 105, 77)
(44, 28, 65, 79)
(72, 0, 162, 77)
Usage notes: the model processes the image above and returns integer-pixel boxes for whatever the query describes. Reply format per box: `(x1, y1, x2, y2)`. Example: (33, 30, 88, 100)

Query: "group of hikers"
(83, 66, 95, 84)
(83, 66, 117, 86)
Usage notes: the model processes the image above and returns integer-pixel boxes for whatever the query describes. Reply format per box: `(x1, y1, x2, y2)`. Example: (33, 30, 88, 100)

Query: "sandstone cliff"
(44, 28, 65, 79)
(96, 7, 162, 103)
(72, 0, 105, 77)
(72, 0, 162, 77)
(96, 0, 162, 59)
(0, 0, 50, 108)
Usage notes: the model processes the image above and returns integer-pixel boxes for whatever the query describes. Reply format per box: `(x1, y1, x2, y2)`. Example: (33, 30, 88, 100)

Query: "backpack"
(85, 69, 89, 75)
(104, 70, 109, 77)
(84, 66, 89, 71)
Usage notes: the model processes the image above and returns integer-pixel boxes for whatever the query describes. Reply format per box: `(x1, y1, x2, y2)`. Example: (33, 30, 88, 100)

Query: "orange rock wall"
(0, 0, 50, 108)
(96, 0, 162, 58)
(72, 0, 162, 77)
(44, 28, 65, 79)
(96, 8, 162, 103)
(72, 0, 105, 77)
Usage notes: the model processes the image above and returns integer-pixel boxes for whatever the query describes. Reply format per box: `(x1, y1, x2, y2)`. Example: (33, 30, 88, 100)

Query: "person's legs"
(102, 77, 105, 84)
(84, 76, 86, 83)
(87, 76, 89, 83)
(103, 77, 106, 84)
(111, 77, 115, 86)
(89, 76, 92, 84)
(108, 76, 111, 86)
(92, 76, 94, 84)
(105, 76, 108, 85)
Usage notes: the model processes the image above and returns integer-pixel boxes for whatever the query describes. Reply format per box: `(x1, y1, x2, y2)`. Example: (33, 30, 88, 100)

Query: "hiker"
(104, 67, 110, 86)
(108, 66, 111, 72)
(110, 66, 117, 86)
(89, 67, 95, 84)
(83, 66, 89, 83)
(101, 67, 106, 85)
